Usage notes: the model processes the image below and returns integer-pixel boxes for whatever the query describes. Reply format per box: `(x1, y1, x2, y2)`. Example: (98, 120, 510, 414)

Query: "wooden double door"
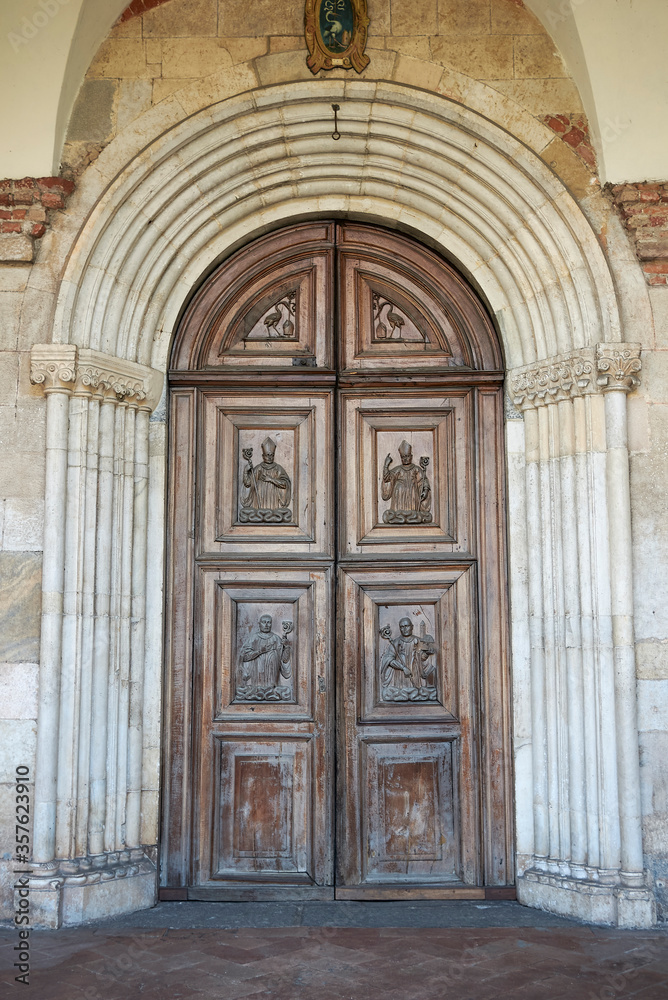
(163, 222, 512, 900)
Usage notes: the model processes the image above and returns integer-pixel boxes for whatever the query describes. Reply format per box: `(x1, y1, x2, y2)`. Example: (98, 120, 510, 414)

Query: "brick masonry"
(542, 114, 597, 172)
(608, 182, 668, 285)
(0, 177, 75, 262)
(119, 0, 172, 21)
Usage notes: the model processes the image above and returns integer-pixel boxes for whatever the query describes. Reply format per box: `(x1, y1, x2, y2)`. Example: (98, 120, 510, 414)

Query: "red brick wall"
(119, 0, 173, 22)
(0, 177, 75, 262)
(542, 114, 597, 172)
(609, 183, 668, 285)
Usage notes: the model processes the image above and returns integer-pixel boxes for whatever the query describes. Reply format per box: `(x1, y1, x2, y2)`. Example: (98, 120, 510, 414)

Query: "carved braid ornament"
(511, 344, 642, 409)
(30, 345, 163, 410)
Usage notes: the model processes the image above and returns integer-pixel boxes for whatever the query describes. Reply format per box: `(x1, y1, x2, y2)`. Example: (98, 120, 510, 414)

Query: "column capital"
(29, 345, 77, 394)
(76, 349, 162, 409)
(29, 345, 163, 411)
(509, 349, 596, 410)
(596, 343, 642, 392)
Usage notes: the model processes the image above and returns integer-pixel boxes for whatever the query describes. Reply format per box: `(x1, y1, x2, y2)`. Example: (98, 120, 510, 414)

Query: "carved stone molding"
(518, 866, 656, 927)
(596, 343, 642, 392)
(510, 344, 642, 409)
(30, 345, 163, 410)
(27, 847, 155, 890)
(29, 344, 77, 393)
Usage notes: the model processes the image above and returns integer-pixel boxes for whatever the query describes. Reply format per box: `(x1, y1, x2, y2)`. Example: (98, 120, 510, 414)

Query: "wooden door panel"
(194, 564, 333, 890)
(171, 222, 336, 370)
(338, 564, 480, 889)
(362, 740, 458, 882)
(340, 391, 474, 556)
(353, 568, 476, 725)
(201, 574, 318, 721)
(215, 737, 312, 877)
(200, 390, 333, 557)
(336, 223, 503, 372)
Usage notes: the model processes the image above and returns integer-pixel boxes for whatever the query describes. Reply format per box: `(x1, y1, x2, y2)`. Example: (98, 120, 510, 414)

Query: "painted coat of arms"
(305, 0, 370, 74)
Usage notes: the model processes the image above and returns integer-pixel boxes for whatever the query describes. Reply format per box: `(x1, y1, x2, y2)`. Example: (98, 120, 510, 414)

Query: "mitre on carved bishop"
(398, 440, 412, 456)
(261, 436, 276, 458)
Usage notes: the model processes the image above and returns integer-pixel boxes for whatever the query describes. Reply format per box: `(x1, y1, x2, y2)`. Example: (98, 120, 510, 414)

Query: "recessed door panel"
(340, 391, 475, 556)
(338, 564, 480, 889)
(193, 562, 333, 891)
(215, 738, 312, 878)
(199, 390, 333, 556)
(362, 740, 458, 882)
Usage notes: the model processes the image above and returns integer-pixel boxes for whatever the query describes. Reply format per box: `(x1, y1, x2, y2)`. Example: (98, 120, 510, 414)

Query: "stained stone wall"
(632, 283, 668, 912)
(0, 267, 45, 913)
(0, 0, 666, 928)
(62, 0, 592, 197)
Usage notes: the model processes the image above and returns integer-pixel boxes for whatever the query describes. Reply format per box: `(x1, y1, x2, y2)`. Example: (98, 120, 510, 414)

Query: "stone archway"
(28, 81, 653, 927)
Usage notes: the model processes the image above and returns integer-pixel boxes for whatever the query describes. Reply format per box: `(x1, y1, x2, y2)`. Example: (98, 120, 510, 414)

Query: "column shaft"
(34, 390, 71, 862)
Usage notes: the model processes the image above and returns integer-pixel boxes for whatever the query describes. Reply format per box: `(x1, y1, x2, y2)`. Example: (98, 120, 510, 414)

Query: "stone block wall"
(61, 0, 593, 202)
(632, 283, 668, 919)
(0, 262, 45, 916)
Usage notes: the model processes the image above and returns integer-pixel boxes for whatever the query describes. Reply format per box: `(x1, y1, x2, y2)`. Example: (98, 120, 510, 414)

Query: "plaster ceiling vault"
(1, 0, 666, 183)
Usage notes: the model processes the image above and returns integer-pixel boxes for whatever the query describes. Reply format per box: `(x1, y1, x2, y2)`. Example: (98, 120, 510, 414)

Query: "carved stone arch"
(27, 81, 654, 927)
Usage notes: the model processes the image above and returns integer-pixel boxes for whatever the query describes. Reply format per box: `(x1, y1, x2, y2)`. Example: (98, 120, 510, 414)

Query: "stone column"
(27, 346, 162, 928)
(511, 345, 655, 927)
(29, 346, 77, 867)
(597, 345, 650, 926)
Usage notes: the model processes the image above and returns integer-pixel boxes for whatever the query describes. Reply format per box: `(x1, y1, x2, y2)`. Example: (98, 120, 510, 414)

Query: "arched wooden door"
(162, 222, 512, 900)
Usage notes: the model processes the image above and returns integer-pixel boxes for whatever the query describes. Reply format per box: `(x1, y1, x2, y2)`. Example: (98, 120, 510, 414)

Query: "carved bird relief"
(245, 290, 298, 341)
(372, 291, 428, 345)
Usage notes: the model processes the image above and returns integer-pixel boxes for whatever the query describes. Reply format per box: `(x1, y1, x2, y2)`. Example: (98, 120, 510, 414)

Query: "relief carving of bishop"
(236, 614, 294, 702)
(381, 440, 432, 524)
(239, 437, 292, 523)
(380, 618, 438, 702)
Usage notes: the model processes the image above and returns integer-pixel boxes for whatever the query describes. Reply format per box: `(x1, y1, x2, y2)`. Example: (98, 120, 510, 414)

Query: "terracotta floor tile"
(1, 919, 666, 1000)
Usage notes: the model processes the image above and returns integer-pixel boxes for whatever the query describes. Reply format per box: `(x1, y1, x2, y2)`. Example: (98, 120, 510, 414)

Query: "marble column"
(511, 344, 655, 927)
(28, 346, 163, 927)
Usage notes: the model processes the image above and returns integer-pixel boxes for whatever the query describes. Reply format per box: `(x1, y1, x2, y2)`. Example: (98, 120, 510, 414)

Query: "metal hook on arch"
(331, 104, 341, 141)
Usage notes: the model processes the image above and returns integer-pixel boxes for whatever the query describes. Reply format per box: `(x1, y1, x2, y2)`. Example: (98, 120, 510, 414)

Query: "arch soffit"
(51, 80, 623, 374)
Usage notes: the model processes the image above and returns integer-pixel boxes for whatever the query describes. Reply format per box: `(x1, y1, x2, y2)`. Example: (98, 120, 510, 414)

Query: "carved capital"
(75, 349, 159, 407)
(510, 349, 596, 409)
(29, 345, 77, 393)
(596, 343, 642, 392)
(29, 345, 163, 411)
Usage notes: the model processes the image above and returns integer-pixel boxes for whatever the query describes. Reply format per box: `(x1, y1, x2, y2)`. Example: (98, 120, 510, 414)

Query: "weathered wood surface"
(162, 222, 511, 899)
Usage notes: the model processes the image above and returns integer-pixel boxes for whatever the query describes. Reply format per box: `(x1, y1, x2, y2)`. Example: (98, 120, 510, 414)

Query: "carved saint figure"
(239, 437, 292, 523)
(236, 614, 293, 702)
(381, 440, 432, 524)
(380, 617, 437, 702)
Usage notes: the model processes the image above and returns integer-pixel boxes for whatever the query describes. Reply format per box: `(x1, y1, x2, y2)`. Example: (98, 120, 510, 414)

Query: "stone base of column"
(25, 848, 157, 928)
(517, 867, 656, 928)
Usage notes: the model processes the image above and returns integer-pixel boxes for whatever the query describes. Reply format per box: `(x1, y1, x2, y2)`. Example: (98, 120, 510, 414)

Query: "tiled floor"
(1, 903, 667, 999)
